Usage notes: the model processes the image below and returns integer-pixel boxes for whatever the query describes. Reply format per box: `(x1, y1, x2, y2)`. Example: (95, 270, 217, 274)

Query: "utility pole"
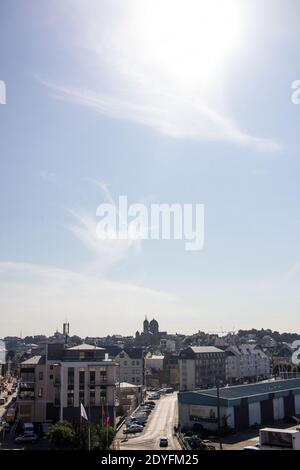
(216, 379, 223, 450)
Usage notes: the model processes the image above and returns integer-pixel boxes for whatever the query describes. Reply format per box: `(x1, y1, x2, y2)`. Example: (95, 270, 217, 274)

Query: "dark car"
(143, 402, 155, 408)
(159, 437, 168, 447)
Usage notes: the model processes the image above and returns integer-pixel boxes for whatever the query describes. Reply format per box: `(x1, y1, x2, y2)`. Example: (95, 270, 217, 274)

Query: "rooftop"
(67, 344, 104, 351)
(21, 355, 45, 365)
(181, 378, 300, 402)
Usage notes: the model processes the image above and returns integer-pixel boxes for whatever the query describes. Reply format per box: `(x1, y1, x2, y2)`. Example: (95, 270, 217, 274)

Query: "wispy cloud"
(67, 207, 140, 274)
(38, 77, 281, 153)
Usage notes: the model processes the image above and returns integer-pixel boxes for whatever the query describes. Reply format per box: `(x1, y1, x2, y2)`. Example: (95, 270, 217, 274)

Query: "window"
(90, 391, 95, 406)
(79, 371, 85, 390)
(38, 371, 43, 381)
(49, 374, 53, 380)
(132, 361, 135, 366)
(38, 387, 43, 398)
(68, 367, 74, 387)
(67, 392, 74, 407)
(89, 370, 95, 389)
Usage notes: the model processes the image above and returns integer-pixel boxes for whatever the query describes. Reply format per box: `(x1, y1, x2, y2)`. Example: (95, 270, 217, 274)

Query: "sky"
(0, 0, 300, 337)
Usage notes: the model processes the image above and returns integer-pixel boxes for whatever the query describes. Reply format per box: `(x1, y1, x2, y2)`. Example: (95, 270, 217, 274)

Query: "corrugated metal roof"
(179, 378, 300, 405)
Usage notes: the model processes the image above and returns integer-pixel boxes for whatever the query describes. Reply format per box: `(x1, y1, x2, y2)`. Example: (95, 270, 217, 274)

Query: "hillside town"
(1, 320, 300, 450)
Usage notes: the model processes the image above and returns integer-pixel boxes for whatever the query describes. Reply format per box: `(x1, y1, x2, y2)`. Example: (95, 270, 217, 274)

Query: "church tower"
(143, 316, 149, 333)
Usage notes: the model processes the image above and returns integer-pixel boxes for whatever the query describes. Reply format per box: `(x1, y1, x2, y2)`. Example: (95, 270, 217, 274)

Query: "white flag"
(80, 403, 88, 421)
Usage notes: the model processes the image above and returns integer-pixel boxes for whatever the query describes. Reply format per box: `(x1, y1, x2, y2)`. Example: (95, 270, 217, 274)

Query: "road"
(116, 392, 182, 450)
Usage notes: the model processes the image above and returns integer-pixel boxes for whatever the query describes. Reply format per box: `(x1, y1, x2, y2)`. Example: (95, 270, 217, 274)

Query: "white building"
(114, 349, 144, 386)
(145, 354, 164, 371)
(225, 344, 270, 384)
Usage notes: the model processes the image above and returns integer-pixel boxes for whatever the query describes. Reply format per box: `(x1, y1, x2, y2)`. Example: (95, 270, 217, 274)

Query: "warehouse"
(178, 378, 300, 432)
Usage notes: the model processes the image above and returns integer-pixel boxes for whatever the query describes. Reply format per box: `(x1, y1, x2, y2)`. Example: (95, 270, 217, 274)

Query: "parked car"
(123, 425, 144, 434)
(159, 437, 168, 447)
(144, 401, 155, 407)
(15, 432, 38, 444)
(139, 407, 151, 414)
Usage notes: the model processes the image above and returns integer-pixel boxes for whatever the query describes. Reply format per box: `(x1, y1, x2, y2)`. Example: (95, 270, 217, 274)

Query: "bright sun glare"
(134, 0, 242, 92)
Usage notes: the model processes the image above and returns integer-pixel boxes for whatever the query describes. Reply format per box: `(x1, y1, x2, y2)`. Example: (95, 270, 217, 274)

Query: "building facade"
(114, 348, 144, 386)
(179, 346, 225, 391)
(178, 378, 300, 433)
(225, 344, 270, 384)
(18, 343, 118, 426)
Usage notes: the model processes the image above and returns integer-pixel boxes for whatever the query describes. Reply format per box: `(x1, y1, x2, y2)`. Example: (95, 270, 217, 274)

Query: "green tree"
(48, 421, 75, 450)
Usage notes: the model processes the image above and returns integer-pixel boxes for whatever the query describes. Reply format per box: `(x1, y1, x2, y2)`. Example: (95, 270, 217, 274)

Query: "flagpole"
(106, 400, 109, 450)
(88, 400, 91, 451)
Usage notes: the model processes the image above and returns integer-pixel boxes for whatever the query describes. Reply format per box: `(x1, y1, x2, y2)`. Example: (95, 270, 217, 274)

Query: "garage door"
(273, 397, 284, 420)
(295, 394, 300, 414)
(249, 402, 261, 426)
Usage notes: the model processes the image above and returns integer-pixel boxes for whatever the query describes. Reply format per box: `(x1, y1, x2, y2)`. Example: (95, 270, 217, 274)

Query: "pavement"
(115, 392, 182, 450)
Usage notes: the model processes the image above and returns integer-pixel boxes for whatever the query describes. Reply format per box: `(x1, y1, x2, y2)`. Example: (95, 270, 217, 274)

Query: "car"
(243, 444, 260, 451)
(159, 437, 169, 447)
(15, 432, 38, 444)
(144, 401, 155, 407)
(139, 407, 151, 414)
(123, 425, 144, 434)
(149, 393, 160, 400)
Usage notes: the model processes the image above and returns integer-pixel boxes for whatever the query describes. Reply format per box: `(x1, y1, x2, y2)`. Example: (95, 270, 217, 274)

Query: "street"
(116, 392, 182, 450)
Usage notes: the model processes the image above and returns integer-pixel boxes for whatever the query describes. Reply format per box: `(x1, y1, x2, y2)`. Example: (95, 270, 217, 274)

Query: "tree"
(97, 426, 116, 450)
(48, 421, 75, 450)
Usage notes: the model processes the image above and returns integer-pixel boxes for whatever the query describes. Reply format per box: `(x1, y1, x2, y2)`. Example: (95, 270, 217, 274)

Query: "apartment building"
(18, 343, 118, 426)
(225, 344, 270, 384)
(178, 346, 225, 391)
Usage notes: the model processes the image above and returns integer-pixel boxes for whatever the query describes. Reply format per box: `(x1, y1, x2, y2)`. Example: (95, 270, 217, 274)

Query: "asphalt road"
(117, 392, 182, 450)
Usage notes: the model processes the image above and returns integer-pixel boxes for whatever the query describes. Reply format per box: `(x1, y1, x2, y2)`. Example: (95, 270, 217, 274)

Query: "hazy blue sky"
(1, 0, 300, 337)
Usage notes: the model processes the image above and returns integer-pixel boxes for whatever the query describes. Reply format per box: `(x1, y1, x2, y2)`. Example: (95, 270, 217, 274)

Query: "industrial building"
(178, 378, 300, 432)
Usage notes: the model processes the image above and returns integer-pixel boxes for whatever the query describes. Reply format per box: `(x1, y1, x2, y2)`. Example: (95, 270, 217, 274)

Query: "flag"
(80, 403, 88, 421)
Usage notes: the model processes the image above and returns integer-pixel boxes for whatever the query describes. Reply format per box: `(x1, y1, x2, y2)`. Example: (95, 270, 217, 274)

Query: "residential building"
(114, 348, 144, 386)
(18, 343, 118, 426)
(178, 346, 225, 391)
(225, 344, 270, 384)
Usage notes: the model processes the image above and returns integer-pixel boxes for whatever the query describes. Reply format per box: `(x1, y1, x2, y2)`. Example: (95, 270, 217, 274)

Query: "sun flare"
(134, 0, 242, 92)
